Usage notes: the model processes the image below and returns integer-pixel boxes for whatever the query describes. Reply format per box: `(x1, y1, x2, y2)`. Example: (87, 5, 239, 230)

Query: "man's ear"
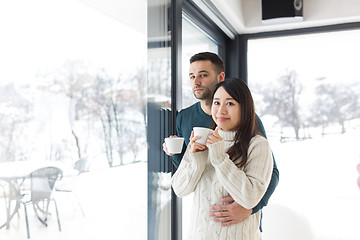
(218, 72, 225, 82)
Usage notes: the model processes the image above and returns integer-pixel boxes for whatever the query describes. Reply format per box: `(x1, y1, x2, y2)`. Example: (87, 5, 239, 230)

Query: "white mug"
(193, 127, 213, 145)
(165, 137, 184, 154)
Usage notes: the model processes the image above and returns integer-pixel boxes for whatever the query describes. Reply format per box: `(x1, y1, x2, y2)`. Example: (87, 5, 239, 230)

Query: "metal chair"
(21, 167, 63, 239)
(73, 158, 89, 173)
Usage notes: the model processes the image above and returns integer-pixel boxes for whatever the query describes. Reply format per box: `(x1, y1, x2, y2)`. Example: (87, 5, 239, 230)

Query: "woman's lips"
(217, 117, 229, 122)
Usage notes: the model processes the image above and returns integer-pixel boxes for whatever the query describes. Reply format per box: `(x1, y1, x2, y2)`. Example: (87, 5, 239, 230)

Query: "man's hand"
(162, 135, 178, 156)
(209, 196, 252, 226)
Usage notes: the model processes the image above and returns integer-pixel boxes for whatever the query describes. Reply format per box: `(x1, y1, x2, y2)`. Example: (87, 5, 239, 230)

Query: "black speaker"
(262, 0, 303, 21)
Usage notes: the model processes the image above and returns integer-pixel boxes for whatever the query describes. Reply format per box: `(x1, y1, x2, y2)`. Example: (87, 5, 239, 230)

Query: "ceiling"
(192, 0, 360, 37)
(78, 0, 360, 40)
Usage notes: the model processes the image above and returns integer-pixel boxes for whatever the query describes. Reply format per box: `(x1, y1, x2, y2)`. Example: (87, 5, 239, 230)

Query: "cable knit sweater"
(171, 129, 273, 240)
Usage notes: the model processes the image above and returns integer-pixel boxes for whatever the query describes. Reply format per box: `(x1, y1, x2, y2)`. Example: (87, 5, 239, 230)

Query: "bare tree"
(38, 60, 95, 159)
(0, 84, 33, 162)
(76, 68, 117, 167)
(133, 68, 147, 125)
(37, 62, 148, 167)
(77, 69, 139, 166)
(312, 79, 360, 133)
(261, 70, 303, 139)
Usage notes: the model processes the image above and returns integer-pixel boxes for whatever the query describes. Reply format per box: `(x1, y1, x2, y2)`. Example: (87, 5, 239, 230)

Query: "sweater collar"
(218, 128, 236, 141)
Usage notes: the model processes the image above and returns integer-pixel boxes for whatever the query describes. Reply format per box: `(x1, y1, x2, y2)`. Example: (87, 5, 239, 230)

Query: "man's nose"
(193, 76, 201, 85)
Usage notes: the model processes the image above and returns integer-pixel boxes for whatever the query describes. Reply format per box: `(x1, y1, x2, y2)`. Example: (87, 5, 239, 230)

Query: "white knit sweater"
(171, 129, 273, 240)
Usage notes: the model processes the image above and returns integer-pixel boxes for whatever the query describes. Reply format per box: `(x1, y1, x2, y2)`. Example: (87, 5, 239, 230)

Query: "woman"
(171, 78, 273, 239)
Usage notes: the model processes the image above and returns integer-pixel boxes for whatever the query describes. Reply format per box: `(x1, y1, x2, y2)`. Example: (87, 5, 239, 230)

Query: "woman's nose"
(218, 104, 226, 114)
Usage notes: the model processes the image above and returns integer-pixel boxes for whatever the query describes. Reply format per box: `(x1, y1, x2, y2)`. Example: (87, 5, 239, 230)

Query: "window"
(0, 0, 147, 239)
(248, 29, 360, 239)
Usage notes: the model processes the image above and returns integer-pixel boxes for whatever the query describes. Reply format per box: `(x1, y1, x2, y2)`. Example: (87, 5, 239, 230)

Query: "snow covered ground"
(0, 162, 147, 240)
(262, 126, 360, 240)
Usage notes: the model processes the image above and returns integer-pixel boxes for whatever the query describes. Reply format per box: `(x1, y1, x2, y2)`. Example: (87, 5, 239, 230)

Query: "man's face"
(189, 60, 221, 100)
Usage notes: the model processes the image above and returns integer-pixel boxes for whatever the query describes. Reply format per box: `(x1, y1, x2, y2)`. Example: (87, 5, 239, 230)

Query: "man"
(163, 52, 279, 228)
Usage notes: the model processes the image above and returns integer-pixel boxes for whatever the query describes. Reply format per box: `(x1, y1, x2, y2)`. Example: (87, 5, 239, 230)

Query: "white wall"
(212, 0, 360, 34)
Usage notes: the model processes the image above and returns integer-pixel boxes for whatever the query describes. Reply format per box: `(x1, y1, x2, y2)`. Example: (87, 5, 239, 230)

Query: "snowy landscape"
(0, 162, 147, 240)
(264, 125, 360, 240)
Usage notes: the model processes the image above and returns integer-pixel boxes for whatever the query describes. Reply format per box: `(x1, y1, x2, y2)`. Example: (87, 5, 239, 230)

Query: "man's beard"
(193, 87, 211, 100)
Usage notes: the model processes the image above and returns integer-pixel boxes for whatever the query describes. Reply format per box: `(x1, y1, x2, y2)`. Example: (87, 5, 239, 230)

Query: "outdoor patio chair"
(20, 167, 63, 239)
(73, 158, 89, 173)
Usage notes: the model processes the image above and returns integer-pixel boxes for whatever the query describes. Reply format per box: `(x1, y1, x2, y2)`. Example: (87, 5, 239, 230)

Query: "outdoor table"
(0, 161, 64, 230)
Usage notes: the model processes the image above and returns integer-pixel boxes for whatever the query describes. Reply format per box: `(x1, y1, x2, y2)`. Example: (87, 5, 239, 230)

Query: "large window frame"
(234, 22, 360, 83)
(243, 22, 360, 240)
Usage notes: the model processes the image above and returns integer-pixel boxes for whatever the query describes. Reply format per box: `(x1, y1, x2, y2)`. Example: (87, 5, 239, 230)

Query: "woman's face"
(211, 86, 241, 131)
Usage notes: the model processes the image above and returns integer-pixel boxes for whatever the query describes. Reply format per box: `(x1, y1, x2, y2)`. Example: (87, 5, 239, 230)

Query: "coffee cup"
(193, 127, 213, 145)
(165, 137, 184, 154)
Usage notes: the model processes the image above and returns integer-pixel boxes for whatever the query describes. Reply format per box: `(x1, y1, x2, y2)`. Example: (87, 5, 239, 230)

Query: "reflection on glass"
(248, 30, 360, 239)
(182, 16, 218, 109)
(0, 0, 146, 239)
(147, 1, 173, 240)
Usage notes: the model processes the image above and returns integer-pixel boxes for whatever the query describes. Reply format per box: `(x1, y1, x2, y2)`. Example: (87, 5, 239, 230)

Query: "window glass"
(182, 16, 218, 109)
(0, 0, 146, 239)
(248, 30, 360, 239)
(147, 1, 173, 239)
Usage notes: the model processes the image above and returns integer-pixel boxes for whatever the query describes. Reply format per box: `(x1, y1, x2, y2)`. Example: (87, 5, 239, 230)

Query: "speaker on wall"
(262, 0, 303, 24)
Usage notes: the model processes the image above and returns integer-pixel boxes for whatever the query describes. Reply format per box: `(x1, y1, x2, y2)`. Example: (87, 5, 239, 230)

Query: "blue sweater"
(172, 101, 279, 216)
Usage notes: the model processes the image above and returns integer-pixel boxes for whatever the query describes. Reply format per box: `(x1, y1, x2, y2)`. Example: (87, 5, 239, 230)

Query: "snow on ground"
(0, 162, 147, 240)
(263, 127, 360, 240)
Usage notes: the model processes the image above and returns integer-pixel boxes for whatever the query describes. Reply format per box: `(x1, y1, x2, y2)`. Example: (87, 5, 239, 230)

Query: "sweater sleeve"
(171, 146, 208, 197)
(252, 153, 279, 214)
(209, 136, 273, 209)
(252, 115, 279, 214)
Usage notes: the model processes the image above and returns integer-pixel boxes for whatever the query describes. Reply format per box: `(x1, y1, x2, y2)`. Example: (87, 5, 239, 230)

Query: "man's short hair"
(190, 52, 224, 74)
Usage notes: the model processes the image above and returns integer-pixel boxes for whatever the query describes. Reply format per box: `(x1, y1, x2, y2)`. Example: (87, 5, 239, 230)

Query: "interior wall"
(212, 0, 360, 33)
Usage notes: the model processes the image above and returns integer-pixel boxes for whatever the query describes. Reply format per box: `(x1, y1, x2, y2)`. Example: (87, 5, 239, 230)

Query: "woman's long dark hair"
(211, 78, 257, 168)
